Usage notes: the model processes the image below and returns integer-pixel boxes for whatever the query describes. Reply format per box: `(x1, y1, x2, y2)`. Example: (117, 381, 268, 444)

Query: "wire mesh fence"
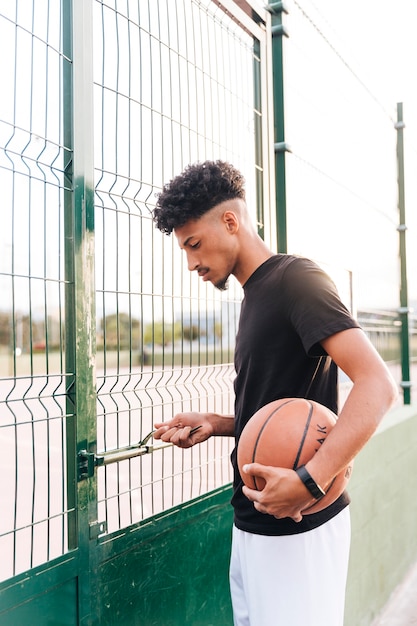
(0, 0, 72, 580)
(0, 0, 269, 580)
(92, 0, 266, 534)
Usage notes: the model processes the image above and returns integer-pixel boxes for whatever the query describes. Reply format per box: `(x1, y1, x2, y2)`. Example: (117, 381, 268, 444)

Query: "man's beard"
(214, 277, 229, 291)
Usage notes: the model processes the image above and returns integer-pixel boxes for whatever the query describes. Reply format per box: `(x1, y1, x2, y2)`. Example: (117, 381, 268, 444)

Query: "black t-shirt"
(231, 254, 360, 535)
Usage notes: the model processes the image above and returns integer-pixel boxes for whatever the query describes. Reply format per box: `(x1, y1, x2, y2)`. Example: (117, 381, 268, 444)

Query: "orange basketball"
(237, 397, 353, 514)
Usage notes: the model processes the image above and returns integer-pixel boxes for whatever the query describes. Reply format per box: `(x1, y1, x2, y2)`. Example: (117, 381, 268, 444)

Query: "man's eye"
(190, 242, 200, 249)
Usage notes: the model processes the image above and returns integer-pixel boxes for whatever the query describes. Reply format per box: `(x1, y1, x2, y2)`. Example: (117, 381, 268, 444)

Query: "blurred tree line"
(0, 311, 222, 352)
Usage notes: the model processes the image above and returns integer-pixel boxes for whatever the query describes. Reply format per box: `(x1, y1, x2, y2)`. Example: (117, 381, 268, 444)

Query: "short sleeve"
(282, 258, 360, 356)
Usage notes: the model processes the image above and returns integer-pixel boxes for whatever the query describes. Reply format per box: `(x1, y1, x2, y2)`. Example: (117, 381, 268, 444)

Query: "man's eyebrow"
(182, 236, 194, 248)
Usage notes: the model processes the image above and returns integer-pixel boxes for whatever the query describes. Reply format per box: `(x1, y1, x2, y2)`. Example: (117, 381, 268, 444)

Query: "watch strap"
(295, 465, 326, 500)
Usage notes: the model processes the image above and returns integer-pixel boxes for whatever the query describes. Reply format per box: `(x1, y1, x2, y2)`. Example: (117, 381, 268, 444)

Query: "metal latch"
(89, 520, 107, 540)
(78, 449, 96, 481)
(77, 430, 175, 481)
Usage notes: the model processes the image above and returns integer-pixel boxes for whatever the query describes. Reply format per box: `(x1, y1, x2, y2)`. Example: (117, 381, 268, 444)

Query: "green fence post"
(395, 102, 411, 404)
(62, 0, 77, 555)
(267, 1, 290, 253)
(63, 0, 98, 621)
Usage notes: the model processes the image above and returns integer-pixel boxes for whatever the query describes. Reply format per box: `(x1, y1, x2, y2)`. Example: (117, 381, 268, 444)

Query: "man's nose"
(186, 250, 199, 272)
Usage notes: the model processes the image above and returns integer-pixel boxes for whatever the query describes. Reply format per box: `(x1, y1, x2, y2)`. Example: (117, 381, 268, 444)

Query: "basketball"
(237, 397, 353, 514)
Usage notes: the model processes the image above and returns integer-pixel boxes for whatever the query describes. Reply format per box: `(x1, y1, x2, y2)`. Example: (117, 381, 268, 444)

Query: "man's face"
(174, 206, 238, 291)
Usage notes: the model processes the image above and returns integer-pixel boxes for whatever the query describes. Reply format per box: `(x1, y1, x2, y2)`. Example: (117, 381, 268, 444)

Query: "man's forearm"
(208, 413, 235, 437)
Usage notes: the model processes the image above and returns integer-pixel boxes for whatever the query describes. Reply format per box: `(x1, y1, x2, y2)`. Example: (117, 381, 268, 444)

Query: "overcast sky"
(303, 0, 417, 301)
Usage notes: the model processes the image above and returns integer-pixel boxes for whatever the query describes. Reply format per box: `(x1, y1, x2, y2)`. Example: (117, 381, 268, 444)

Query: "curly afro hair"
(153, 160, 246, 234)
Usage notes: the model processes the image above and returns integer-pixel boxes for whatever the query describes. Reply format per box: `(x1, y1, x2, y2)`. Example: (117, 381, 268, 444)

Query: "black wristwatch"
(295, 465, 326, 500)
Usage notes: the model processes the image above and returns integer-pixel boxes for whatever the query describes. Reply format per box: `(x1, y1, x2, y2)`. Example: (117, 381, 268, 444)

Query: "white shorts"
(229, 507, 351, 626)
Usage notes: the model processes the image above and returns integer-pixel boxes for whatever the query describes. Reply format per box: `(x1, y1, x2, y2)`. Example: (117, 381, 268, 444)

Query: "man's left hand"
(241, 463, 315, 522)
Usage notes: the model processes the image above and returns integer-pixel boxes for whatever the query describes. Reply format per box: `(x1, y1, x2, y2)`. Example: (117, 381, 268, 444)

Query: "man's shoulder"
(266, 254, 325, 286)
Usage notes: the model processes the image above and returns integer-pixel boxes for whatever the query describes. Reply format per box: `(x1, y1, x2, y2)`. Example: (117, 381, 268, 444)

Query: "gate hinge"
(89, 520, 107, 540)
(78, 449, 96, 481)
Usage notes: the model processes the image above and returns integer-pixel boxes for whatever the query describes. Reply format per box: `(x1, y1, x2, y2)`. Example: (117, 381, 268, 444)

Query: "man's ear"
(223, 210, 239, 233)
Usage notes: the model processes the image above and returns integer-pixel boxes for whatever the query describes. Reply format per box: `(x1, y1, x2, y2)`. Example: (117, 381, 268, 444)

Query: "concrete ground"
(372, 561, 417, 625)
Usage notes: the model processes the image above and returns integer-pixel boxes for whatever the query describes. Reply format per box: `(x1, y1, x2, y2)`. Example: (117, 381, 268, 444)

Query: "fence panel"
(0, 0, 72, 582)
(0, 0, 272, 594)
(92, 0, 271, 536)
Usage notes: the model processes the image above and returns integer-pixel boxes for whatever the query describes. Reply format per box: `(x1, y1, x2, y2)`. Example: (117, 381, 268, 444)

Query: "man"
(152, 160, 397, 625)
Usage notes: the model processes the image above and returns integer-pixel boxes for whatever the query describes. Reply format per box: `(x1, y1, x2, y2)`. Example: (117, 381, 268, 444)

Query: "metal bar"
(62, 0, 77, 555)
(268, 0, 288, 252)
(88, 421, 203, 471)
(395, 102, 411, 404)
(96, 442, 173, 466)
(253, 38, 265, 239)
(212, 0, 266, 39)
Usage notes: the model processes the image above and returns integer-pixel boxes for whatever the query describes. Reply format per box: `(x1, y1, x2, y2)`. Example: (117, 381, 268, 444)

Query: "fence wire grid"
(0, 0, 71, 581)
(0, 0, 270, 581)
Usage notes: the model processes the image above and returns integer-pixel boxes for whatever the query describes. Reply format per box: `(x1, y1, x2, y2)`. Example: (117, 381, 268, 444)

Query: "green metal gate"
(0, 1, 273, 623)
